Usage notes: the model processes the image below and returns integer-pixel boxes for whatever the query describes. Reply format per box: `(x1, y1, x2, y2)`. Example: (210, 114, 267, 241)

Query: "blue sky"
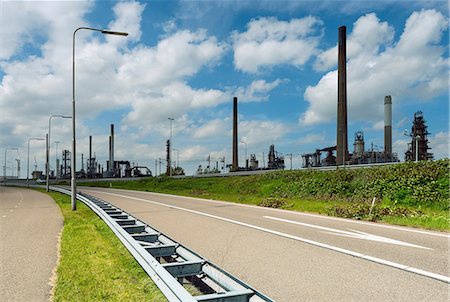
(0, 0, 448, 176)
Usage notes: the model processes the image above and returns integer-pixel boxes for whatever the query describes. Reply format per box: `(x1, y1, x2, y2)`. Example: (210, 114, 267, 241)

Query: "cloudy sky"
(1, 0, 448, 176)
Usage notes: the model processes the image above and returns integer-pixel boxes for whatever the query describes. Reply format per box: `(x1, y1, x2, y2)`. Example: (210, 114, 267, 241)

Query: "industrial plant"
(404, 111, 433, 161)
(26, 25, 436, 182)
(228, 96, 285, 172)
(53, 123, 152, 180)
(301, 26, 423, 168)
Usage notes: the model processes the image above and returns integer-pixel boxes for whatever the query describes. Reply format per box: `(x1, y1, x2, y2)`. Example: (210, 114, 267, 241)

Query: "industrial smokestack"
(110, 124, 114, 173)
(384, 95, 392, 159)
(232, 97, 238, 171)
(336, 26, 348, 165)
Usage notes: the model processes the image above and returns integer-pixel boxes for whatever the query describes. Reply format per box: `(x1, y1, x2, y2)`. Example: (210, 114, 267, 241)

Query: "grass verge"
(48, 190, 166, 302)
(77, 160, 449, 232)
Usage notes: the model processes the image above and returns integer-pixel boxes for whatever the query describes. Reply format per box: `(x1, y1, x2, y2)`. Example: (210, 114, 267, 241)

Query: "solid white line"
(90, 187, 450, 238)
(263, 216, 431, 250)
(89, 190, 450, 284)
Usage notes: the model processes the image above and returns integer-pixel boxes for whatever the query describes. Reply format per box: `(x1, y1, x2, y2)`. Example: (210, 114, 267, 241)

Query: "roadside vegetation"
(47, 191, 166, 302)
(79, 159, 449, 231)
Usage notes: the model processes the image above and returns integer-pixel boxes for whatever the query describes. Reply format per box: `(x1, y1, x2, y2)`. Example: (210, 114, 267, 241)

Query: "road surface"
(80, 187, 449, 301)
(0, 187, 63, 301)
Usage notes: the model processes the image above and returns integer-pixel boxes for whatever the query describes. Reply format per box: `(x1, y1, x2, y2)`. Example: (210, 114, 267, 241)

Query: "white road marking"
(263, 216, 431, 250)
(88, 190, 450, 284)
(96, 188, 450, 238)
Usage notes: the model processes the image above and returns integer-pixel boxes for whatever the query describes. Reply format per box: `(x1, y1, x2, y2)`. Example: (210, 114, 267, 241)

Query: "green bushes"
(259, 159, 449, 210)
(80, 159, 449, 230)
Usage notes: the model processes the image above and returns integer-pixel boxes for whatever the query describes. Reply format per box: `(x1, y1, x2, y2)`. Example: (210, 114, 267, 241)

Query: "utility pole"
(15, 159, 20, 179)
(262, 152, 265, 168)
(287, 153, 293, 170)
(168, 117, 174, 176)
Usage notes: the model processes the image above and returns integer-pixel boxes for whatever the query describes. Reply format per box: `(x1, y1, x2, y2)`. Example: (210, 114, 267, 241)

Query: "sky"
(0, 0, 448, 177)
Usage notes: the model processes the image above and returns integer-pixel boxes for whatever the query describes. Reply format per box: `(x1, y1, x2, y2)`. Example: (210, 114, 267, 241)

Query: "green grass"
(48, 191, 166, 302)
(77, 160, 450, 231)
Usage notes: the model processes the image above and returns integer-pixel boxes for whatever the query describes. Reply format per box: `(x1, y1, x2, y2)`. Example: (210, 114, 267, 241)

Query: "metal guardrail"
(50, 186, 272, 302)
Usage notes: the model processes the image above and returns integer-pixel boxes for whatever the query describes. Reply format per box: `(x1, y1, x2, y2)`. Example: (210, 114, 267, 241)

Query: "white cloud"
(0, 1, 93, 60)
(314, 13, 394, 71)
(232, 16, 322, 73)
(240, 120, 289, 146)
(193, 119, 228, 139)
(122, 82, 228, 133)
(235, 79, 285, 102)
(181, 145, 209, 161)
(108, 1, 145, 44)
(300, 133, 327, 145)
(301, 9, 448, 126)
(429, 131, 449, 159)
(372, 120, 385, 131)
(118, 29, 225, 88)
(0, 1, 229, 150)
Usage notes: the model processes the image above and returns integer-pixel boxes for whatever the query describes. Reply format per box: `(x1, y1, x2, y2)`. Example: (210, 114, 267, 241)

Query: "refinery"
(14, 25, 435, 181)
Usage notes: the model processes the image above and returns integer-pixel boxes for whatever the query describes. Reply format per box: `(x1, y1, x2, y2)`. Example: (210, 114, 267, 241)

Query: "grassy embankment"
(48, 191, 166, 302)
(79, 159, 450, 231)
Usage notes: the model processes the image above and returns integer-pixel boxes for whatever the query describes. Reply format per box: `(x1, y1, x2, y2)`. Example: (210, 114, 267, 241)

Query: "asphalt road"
(0, 187, 63, 302)
(81, 187, 449, 301)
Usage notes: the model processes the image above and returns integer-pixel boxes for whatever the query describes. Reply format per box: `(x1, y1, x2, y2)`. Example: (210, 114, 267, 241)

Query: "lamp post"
(27, 138, 45, 187)
(72, 27, 128, 211)
(240, 140, 247, 169)
(168, 117, 174, 176)
(415, 135, 420, 162)
(4, 147, 19, 186)
(47, 115, 71, 192)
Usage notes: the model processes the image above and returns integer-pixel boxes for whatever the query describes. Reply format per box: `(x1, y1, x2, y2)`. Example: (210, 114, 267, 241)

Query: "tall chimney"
(110, 124, 114, 173)
(232, 97, 238, 171)
(336, 26, 348, 165)
(384, 95, 392, 159)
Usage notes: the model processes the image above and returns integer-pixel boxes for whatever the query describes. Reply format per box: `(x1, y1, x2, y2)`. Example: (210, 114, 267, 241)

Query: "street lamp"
(168, 117, 174, 176)
(4, 147, 19, 186)
(240, 140, 247, 169)
(47, 114, 71, 192)
(415, 135, 420, 162)
(72, 27, 128, 211)
(27, 138, 45, 187)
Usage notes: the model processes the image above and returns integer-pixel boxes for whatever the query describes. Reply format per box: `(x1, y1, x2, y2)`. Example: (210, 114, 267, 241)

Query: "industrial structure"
(302, 26, 400, 168)
(232, 96, 239, 171)
(336, 26, 348, 166)
(54, 124, 151, 179)
(384, 96, 393, 159)
(405, 111, 433, 161)
(228, 96, 285, 172)
(267, 145, 285, 169)
(32, 24, 436, 179)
